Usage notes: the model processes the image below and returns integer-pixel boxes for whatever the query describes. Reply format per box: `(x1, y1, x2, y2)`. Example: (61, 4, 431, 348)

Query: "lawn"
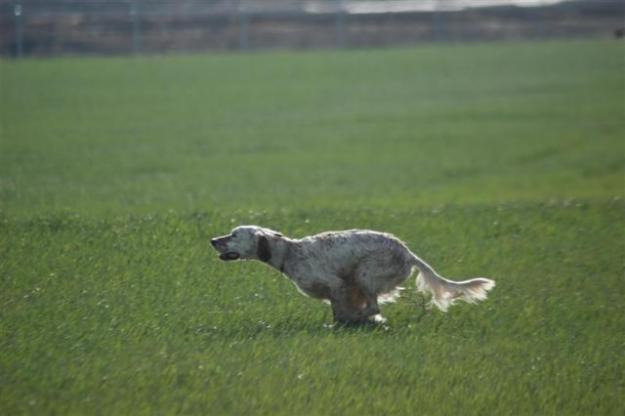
(1, 39, 624, 415)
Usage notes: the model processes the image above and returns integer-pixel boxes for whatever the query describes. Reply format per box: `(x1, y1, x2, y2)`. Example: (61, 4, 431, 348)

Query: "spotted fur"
(211, 225, 495, 324)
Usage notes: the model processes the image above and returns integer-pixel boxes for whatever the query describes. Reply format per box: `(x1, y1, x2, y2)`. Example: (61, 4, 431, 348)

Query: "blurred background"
(1, 2, 624, 414)
(1, 0, 623, 58)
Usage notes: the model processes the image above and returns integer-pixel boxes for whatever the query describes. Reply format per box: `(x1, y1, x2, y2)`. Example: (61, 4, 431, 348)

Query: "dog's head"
(211, 225, 282, 262)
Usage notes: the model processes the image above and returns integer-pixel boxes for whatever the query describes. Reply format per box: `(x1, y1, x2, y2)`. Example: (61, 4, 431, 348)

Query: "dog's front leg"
(330, 286, 368, 325)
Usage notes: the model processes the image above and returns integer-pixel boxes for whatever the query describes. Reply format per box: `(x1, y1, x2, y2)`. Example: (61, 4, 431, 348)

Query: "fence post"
(14, 3, 23, 58)
(237, 0, 249, 51)
(433, 0, 446, 41)
(130, 1, 142, 54)
(335, 0, 346, 48)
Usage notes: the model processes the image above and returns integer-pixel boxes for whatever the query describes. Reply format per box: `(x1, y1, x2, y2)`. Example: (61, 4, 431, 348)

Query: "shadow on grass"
(188, 296, 437, 342)
(188, 318, 393, 342)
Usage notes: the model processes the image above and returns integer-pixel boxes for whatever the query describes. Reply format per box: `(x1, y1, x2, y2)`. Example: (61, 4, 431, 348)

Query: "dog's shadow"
(192, 294, 435, 341)
(322, 320, 388, 332)
(190, 320, 378, 342)
(192, 313, 431, 342)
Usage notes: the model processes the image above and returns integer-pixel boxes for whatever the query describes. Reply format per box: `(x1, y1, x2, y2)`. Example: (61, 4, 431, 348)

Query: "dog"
(211, 225, 495, 324)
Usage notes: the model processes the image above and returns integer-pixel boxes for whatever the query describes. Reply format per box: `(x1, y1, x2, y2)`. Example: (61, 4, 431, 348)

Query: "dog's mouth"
(219, 252, 240, 261)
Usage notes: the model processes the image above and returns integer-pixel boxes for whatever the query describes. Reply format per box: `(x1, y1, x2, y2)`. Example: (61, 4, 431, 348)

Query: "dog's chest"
(291, 278, 332, 300)
(283, 259, 337, 301)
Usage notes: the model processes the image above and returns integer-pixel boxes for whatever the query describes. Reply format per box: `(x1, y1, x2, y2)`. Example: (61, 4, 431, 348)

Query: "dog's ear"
(257, 235, 272, 262)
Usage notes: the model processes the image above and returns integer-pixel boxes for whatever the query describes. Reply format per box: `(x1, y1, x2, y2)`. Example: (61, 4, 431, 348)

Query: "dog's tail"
(410, 252, 495, 312)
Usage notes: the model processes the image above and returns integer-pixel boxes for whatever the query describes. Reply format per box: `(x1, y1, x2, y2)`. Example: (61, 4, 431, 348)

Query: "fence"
(1, 0, 623, 57)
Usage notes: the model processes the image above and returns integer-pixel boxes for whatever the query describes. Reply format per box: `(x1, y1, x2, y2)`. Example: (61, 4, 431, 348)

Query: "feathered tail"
(410, 252, 495, 312)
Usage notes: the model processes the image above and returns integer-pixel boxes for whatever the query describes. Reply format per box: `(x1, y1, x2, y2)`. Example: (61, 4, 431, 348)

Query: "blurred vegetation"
(1, 40, 624, 414)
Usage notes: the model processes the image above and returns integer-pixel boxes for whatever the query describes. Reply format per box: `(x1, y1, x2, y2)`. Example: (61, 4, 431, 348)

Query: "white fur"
(211, 225, 495, 324)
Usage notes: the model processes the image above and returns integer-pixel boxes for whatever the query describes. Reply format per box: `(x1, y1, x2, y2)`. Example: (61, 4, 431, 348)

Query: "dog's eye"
(232, 233, 237, 238)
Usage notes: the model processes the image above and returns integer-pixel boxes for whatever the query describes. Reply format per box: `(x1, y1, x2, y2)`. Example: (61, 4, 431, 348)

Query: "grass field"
(1, 39, 624, 415)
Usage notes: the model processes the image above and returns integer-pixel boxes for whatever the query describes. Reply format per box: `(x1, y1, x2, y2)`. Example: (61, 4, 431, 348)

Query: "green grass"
(1, 40, 624, 415)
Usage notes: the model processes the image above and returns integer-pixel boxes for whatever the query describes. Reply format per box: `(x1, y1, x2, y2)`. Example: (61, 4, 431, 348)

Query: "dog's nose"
(210, 238, 218, 247)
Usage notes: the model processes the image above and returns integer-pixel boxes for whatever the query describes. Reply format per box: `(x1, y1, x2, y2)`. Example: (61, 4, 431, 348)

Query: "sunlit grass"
(1, 39, 624, 414)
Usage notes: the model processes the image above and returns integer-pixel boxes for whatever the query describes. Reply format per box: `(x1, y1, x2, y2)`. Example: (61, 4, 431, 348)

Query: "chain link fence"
(1, 0, 623, 57)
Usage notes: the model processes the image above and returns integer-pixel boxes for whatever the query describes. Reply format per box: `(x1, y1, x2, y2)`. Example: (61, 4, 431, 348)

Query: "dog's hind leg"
(358, 288, 381, 320)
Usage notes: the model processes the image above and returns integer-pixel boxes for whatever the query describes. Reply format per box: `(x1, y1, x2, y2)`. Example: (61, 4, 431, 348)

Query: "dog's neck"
(263, 237, 293, 274)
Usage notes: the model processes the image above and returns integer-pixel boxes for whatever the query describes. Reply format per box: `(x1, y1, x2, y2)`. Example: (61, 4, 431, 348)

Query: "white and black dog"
(211, 225, 495, 324)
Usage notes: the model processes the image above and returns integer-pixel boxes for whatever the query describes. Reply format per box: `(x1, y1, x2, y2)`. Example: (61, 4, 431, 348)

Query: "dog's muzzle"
(219, 252, 240, 261)
(211, 238, 240, 261)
